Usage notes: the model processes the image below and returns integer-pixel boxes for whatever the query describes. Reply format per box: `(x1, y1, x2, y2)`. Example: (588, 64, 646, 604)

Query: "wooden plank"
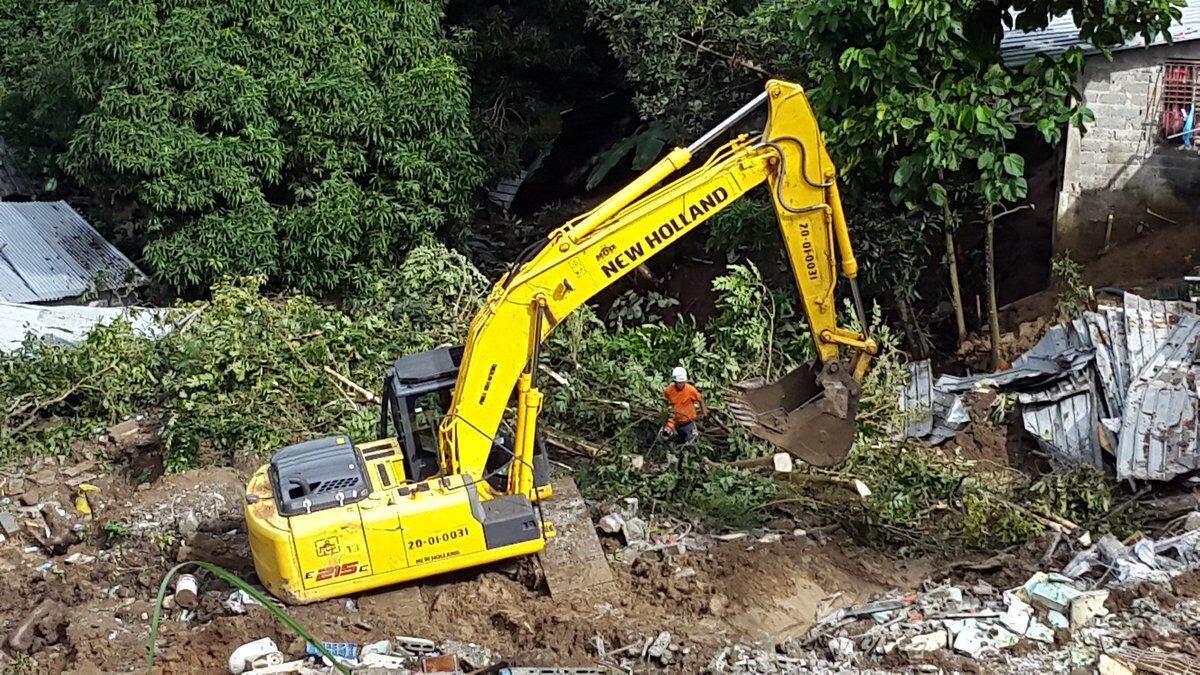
(536, 476, 615, 598)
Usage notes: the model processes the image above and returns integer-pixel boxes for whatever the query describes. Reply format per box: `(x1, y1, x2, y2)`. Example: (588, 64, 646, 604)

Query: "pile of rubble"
(594, 495, 807, 564)
(225, 634, 605, 674)
(595, 496, 701, 562)
(705, 519, 1200, 673)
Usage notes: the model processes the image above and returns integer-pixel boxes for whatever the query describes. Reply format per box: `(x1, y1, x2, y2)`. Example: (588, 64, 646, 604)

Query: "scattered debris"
(228, 637, 280, 674)
(1062, 530, 1200, 587)
(174, 573, 199, 609)
(223, 589, 266, 615)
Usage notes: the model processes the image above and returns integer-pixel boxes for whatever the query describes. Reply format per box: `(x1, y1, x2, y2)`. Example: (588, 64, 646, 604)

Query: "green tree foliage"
(0, 244, 484, 470)
(448, 0, 621, 179)
(1, 0, 484, 295)
(1051, 251, 1090, 319)
(586, 0, 800, 137)
(786, 0, 1179, 207)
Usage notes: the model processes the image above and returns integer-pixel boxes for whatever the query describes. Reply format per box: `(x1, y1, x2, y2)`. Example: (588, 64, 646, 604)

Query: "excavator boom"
(440, 79, 877, 480)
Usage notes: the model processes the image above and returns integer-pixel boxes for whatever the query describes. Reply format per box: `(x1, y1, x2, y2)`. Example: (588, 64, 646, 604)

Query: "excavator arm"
(440, 79, 879, 492)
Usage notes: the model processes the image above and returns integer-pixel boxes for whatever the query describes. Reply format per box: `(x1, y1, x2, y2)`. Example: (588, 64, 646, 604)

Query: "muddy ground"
(0, 427, 942, 674)
(3, 421, 1196, 674)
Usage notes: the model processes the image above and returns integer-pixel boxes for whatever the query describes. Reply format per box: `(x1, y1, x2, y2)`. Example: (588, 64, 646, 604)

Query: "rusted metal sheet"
(1116, 312, 1200, 480)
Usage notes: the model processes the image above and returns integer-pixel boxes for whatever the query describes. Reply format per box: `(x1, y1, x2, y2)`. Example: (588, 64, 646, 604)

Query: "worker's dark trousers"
(673, 420, 697, 445)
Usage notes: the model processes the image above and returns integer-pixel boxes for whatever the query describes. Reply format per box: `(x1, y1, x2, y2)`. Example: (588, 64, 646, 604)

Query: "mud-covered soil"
(0, 433, 937, 674)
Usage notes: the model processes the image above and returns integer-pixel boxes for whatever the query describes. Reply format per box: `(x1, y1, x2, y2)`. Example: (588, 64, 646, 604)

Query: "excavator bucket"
(725, 361, 861, 467)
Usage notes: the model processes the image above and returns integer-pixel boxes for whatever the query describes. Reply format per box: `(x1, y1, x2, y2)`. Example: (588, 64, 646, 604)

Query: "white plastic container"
(228, 637, 279, 674)
(174, 573, 199, 608)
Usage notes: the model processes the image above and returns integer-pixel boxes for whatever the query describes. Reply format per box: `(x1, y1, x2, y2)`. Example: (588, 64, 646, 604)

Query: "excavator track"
(536, 476, 615, 598)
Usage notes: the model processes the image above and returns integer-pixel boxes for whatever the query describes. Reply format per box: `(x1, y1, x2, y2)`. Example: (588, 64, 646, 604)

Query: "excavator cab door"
(725, 360, 862, 467)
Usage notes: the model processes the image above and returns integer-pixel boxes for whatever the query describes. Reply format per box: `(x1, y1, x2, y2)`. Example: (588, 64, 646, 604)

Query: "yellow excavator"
(245, 80, 878, 604)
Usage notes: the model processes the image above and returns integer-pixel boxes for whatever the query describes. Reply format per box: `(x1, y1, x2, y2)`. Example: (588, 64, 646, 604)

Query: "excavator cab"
(379, 345, 549, 491)
(378, 346, 462, 483)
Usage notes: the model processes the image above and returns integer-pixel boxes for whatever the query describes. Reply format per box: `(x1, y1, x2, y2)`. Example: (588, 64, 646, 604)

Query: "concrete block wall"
(1056, 42, 1200, 256)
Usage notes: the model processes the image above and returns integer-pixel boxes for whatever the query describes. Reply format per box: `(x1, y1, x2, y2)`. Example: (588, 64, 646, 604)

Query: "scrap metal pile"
(902, 292, 1200, 481)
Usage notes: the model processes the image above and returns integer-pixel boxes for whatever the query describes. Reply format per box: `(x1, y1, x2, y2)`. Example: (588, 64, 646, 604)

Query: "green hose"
(145, 561, 351, 675)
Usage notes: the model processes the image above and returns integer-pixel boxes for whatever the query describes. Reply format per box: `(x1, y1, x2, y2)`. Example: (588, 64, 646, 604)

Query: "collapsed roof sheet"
(901, 293, 1200, 481)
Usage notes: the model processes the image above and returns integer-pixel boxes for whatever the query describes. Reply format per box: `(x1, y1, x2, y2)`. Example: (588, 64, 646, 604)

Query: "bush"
(1052, 252, 1090, 320)
(0, 244, 482, 470)
(1, 0, 484, 295)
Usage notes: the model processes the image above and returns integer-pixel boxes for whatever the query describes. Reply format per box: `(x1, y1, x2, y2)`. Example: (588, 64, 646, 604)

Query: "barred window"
(1160, 60, 1200, 143)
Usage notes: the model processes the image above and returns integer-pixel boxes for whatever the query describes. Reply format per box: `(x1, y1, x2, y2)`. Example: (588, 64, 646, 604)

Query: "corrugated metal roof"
(1116, 310, 1200, 480)
(0, 301, 171, 352)
(0, 201, 146, 303)
(935, 321, 1095, 394)
(899, 359, 969, 444)
(1001, 3, 1200, 66)
(1084, 309, 1125, 418)
(904, 293, 1200, 481)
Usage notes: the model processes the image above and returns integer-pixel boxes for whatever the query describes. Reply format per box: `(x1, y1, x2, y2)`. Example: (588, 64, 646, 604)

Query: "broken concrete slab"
(1070, 590, 1110, 631)
(597, 513, 623, 534)
(0, 512, 18, 536)
(106, 419, 139, 444)
(952, 625, 987, 658)
(826, 636, 855, 662)
(1000, 597, 1033, 635)
(1025, 619, 1054, 644)
(1097, 654, 1135, 675)
(990, 625, 1021, 649)
(900, 631, 947, 653)
(1047, 610, 1068, 629)
(1026, 576, 1083, 612)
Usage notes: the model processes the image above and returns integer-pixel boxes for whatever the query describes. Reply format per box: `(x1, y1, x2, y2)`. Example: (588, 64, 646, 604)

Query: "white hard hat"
(671, 366, 688, 382)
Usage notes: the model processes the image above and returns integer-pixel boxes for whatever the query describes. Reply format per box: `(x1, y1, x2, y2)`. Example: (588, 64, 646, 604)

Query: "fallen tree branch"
(1082, 486, 1150, 530)
(2, 363, 117, 437)
(996, 496, 1075, 533)
(543, 429, 605, 458)
(323, 365, 379, 404)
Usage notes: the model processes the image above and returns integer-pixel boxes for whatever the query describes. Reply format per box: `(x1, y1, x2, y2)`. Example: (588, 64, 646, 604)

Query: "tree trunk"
(941, 203, 967, 346)
(985, 207, 1002, 369)
(896, 296, 928, 359)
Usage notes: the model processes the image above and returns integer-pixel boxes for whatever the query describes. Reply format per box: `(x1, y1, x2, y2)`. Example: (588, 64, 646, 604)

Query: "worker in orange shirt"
(662, 366, 708, 445)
